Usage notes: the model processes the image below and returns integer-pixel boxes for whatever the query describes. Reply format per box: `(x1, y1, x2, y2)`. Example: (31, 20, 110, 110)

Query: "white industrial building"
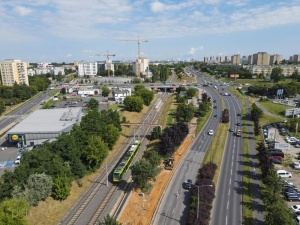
(77, 86, 99, 96)
(7, 108, 83, 146)
(77, 61, 97, 77)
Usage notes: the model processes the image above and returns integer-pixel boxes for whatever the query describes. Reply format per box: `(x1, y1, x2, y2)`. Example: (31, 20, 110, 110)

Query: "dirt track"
(118, 118, 197, 225)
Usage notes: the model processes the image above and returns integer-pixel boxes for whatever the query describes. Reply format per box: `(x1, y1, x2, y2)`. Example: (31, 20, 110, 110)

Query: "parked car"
(273, 159, 282, 164)
(292, 162, 300, 170)
(286, 195, 300, 202)
(277, 170, 292, 178)
(14, 155, 21, 164)
(291, 205, 300, 212)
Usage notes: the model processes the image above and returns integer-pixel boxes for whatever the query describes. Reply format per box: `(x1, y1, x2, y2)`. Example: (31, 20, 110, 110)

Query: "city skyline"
(0, 0, 300, 62)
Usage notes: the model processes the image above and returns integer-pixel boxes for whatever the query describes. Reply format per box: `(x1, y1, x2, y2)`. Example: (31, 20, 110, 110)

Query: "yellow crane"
(95, 50, 116, 77)
(115, 36, 149, 76)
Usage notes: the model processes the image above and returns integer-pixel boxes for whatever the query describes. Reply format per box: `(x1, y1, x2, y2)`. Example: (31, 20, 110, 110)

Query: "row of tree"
(123, 85, 154, 112)
(149, 64, 172, 82)
(187, 162, 216, 225)
(256, 142, 295, 225)
(0, 106, 121, 211)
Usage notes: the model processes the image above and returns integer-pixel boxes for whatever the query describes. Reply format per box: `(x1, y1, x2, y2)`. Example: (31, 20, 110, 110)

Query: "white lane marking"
(228, 189, 230, 196)
(226, 216, 228, 225)
(229, 178, 231, 185)
(231, 168, 233, 175)
(172, 208, 175, 214)
(227, 200, 229, 209)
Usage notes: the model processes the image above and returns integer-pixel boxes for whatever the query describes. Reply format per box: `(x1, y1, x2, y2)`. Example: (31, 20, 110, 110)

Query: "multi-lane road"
(152, 70, 243, 225)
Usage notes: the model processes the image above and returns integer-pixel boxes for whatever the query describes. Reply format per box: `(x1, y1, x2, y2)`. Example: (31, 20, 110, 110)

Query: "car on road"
(214, 114, 218, 117)
(183, 179, 193, 190)
(237, 122, 242, 126)
(237, 113, 241, 116)
(213, 106, 217, 109)
(229, 128, 234, 132)
(208, 130, 214, 135)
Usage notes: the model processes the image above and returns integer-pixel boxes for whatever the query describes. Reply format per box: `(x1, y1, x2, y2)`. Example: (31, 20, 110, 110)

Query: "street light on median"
(194, 184, 213, 219)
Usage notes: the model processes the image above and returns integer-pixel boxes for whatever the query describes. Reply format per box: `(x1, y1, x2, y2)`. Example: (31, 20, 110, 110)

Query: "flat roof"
(7, 107, 82, 134)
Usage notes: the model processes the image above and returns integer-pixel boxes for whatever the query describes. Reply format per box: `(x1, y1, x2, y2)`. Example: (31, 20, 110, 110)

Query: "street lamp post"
(194, 184, 213, 219)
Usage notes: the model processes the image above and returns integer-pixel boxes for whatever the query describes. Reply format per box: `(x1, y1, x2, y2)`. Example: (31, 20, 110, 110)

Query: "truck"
(236, 130, 242, 137)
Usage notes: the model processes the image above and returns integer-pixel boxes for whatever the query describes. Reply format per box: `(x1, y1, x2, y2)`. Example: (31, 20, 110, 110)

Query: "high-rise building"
(216, 56, 222, 63)
(133, 58, 149, 76)
(248, 55, 253, 65)
(292, 54, 300, 62)
(0, 59, 29, 86)
(231, 54, 240, 65)
(270, 54, 282, 65)
(77, 61, 97, 77)
(204, 57, 209, 63)
(253, 52, 270, 65)
(224, 56, 230, 63)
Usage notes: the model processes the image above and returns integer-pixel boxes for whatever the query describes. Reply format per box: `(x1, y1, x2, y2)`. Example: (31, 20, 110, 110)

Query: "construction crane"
(95, 50, 116, 77)
(115, 36, 149, 77)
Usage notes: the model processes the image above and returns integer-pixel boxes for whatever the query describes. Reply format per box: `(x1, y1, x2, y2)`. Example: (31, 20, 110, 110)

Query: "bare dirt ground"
(118, 117, 198, 225)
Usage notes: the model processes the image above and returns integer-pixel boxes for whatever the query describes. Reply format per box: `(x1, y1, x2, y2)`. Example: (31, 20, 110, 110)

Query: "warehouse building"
(7, 107, 83, 147)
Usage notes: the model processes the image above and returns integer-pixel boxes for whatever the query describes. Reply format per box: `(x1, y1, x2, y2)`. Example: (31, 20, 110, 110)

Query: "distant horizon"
(0, 0, 299, 62)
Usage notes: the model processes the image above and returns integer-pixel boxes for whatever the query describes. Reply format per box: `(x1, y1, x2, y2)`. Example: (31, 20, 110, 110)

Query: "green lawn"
(258, 100, 292, 117)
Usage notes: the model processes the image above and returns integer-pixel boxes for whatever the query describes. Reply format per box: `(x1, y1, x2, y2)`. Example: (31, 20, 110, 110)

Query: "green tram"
(113, 140, 141, 182)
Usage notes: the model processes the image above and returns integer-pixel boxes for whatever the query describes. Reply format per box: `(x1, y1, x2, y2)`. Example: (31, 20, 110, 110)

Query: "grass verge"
(259, 100, 292, 117)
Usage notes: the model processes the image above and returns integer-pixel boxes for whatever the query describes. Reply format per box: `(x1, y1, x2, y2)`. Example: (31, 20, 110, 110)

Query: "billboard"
(267, 128, 276, 141)
(275, 143, 290, 151)
(230, 74, 239, 78)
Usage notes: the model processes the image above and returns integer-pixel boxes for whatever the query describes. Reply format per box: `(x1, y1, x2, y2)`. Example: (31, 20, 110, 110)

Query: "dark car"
(183, 179, 193, 190)
(237, 113, 241, 116)
(237, 122, 242, 126)
(213, 106, 217, 109)
(273, 159, 282, 164)
(214, 114, 218, 117)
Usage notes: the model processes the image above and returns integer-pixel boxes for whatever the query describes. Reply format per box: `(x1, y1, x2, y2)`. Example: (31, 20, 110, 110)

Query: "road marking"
(230, 168, 232, 175)
(229, 178, 231, 185)
(228, 189, 230, 196)
(227, 201, 229, 209)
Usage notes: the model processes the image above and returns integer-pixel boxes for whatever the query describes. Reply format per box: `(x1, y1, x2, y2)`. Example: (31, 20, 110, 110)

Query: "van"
(277, 170, 292, 178)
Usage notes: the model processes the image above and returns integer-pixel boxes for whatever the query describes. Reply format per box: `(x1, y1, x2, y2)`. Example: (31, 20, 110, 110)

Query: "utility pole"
(114, 36, 149, 77)
(95, 50, 116, 77)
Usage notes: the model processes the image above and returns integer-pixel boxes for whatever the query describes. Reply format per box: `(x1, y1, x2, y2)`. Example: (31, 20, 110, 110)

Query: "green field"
(258, 100, 292, 117)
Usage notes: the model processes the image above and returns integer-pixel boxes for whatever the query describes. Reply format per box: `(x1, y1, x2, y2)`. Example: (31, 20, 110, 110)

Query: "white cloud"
(66, 54, 72, 57)
(188, 46, 204, 55)
(14, 6, 33, 16)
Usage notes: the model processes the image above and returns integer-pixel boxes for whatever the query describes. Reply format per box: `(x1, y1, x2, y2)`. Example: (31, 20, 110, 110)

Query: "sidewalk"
(245, 98, 265, 225)
(254, 100, 285, 120)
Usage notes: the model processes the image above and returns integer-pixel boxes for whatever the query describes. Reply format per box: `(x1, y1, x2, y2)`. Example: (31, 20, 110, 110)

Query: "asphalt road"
(152, 74, 222, 225)
(211, 86, 243, 225)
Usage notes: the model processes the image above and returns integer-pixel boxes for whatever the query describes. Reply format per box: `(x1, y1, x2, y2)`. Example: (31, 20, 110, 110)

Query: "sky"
(0, 0, 300, 63)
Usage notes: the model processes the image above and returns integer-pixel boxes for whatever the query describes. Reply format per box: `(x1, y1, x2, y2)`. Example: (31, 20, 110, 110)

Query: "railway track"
(58, 92, 168, 225)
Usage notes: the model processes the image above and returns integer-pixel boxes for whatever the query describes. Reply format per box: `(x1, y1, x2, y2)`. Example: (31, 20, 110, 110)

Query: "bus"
(113, 140, 141, 182)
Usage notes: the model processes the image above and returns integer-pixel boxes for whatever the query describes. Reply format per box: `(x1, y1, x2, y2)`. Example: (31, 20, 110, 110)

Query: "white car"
(291, 205, 300, 212)
(208, 130, 214, 135)
(14, 155, 21, 164)
(292, 162, 300, 170)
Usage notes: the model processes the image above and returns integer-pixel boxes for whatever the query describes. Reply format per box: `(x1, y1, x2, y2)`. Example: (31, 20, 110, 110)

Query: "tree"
(135, 88, 154, 106)
(60, 87, 66, 94)
(99, 214, 122, 225)
(251, 103, 263, 122)
(0, 198, 29, 225)
(186, 88, 197, 98)
(150, 126, 162, 140)
(123, 96, 144, 112)
(51, 176, 71, 200)
(87, 98, 99, 110)
(222, 109, 229, 123)
(176, 103, 195, 122)
(144, 150, 161, 167)
(81, 136, 109, 170)
(12, 173, 53, 206)
(265, 202, 294, 225)
(0, 98, 5, 116)
(101, 124, 120, 150)
(270, 67, 283, 83)
(102, 87, 110, 97)
(131, 159, 158, 189)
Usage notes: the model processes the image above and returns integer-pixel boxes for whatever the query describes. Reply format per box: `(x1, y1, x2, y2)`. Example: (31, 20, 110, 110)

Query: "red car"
(270, 156, 283, 161)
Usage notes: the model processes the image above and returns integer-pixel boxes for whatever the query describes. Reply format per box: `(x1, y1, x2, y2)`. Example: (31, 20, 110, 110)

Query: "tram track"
(58, 92, 168, 225)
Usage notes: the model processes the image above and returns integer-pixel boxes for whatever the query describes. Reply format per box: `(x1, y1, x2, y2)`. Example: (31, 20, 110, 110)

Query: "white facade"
(78, 86, 98, 96)
(53, 67, 65, 76)
(244, 65, 300, 76)
(112, 87, 132, 103)
(132, 58, 149, 76)
(78, 61, 97, 77)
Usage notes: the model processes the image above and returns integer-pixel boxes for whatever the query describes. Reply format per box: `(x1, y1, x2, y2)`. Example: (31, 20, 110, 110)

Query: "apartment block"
(204, 57, 209, 63)
(0, 59, 29, 86)
(132, 58, 149, 76)
(77, 61, 97, 77)
(270, 54, 282, 65)
(253, 52, 270, 65)
(216, 56, 222, 63)
(248, 55, 253, 65)
(224, 56, 230, 63)
(231, 54, 241, 65)
(292, 54, 300, 62)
